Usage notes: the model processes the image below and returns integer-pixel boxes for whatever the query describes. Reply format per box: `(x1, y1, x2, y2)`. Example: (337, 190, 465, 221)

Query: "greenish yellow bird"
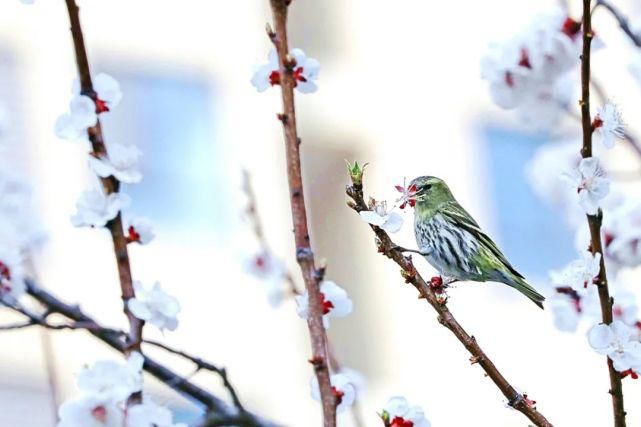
(408, 176, 545, 309)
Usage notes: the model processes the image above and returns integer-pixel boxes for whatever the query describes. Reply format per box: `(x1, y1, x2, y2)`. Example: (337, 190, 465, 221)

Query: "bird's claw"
(392, 245, 431, 256)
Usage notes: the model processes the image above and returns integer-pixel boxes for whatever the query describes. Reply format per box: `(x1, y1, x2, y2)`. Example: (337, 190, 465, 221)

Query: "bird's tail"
(507, 275, 545, 309)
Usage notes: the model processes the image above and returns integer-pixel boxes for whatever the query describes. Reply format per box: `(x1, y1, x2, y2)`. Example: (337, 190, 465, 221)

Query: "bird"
(404, 175, 545, 309)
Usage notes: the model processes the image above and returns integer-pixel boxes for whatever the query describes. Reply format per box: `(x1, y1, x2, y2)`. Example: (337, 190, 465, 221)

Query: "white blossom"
(382, 396, 431, 427)
(70, 190, 130, 228)
(0, 172, 43, 249)
(296, 280, 353, 328)
(594, 103, 625, 149)
(251, 48, 320, 93)
(57, 396, 124, 427)
(603, 200, 641, 269)
(359, 201, 404, 233)
(127, 400, 187, 427)
(310, 373, 356, 413)
(55, 95, 97, 142)
(126, 217, 155, 245)
(550, 251, 601, 293)
(76, 352, 144, 401)
(88, 143, 142, 184)
(0, 246, 25, 300)
(481, 10, 582, 116)
(562, 157, 610, 215)
(587, 320, 641, 372)
(73, 73, 123, 112)
(128, 282, 180, 331)
(244, 249, 287, 308)
(549, 292, 581, 333)
(612, 291, 639, 327)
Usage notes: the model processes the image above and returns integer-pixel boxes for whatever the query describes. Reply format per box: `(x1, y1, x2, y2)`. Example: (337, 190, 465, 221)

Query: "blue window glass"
(482, 127, 575, 278)
(100, 68, 231, 240)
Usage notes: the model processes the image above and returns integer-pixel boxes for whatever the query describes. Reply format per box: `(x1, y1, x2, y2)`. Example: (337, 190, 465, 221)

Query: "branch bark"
(63, 0, 143, 353)
(345, 181, 553, 427)
(265, 1, 337, 425)
(580, 2, 627, 426)
(24, 281, 270, 427)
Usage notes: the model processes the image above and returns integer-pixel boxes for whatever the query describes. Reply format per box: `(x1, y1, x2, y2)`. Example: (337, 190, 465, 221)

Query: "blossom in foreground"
(296, 280, 353, 328)
(380, 396, 431, 427)
(310, 373, 356, 413)
(359, 201, 404, 233)
(0, 246, 26, 300)
(128, 282, 180, 331)
(395, 182, 417, 210)
(550, 251, 601, 293)
(77, 352, 144, 401)
(70, 190, 130, 228)
(55, 95, 98, 141)
(88, 143, 143, 184)
(587, 320, 641, 372)
(126, 217, 155, 245)
(593, 103, 625, 149)
(72, 73, 123, 113)
(251, 48, 320, 93)
(56, 73, 122, 141)
(57, 395, 124, 427)
(562, 157, 610, 215)
(127, 400, 187, 427)
(244, 249, 287, 307)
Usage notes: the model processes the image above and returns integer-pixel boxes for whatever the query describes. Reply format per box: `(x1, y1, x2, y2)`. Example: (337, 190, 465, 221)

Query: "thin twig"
(580, 3, 627, 426)
(63, 0, 143, 354)
(345, 181, 553, 427)
(595, 0, 641, 47)
(242, 171, 301, 297)
(143, 339, 246, 413)
(23, 281, 271, 427)
(265, 1, 337, 425)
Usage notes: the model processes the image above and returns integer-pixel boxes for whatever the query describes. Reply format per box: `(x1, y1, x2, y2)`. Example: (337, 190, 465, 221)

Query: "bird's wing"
(440, 201, 525, 279)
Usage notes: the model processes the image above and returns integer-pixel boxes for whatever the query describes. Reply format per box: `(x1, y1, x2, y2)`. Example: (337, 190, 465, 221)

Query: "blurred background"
(1, 0, 641, 425)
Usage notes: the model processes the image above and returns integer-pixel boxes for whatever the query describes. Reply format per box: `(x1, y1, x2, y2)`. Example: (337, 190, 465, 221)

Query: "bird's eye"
(424, 184, 432, 191)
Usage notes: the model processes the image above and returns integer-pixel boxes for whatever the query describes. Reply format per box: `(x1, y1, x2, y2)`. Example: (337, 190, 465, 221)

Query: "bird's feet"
(392, 245, 432, 256)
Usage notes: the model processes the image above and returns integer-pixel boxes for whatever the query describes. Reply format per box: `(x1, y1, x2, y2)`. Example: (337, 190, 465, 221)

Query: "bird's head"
(408, 176, 455, 211)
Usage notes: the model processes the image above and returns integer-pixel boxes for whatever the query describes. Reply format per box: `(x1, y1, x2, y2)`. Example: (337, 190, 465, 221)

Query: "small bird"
(405, 176, 545, 308)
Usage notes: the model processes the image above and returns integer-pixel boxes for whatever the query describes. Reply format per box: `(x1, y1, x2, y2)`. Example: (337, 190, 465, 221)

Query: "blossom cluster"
(380, 396, 431, 427)
(54, 74, 180, 331)
(57, 353, 186, 427)
(481, 9, 587, 127)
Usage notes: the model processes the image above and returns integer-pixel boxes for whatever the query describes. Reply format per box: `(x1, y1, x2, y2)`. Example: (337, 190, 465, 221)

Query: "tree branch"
(265, 1, 337, 425)
(580, 2, 627, 426)
(63, 0, 143, 354)
(23, 281, 271, 427)
(595, 0, 641, 48)
(345, 180, 553, 427)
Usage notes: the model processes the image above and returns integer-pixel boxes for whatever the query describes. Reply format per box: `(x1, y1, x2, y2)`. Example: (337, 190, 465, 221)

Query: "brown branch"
(580, 3, 627, 426)
(265, 1, 337, 425)
(345, 180, 553, 427)
(23, 280, 271, 427)
(63, 0, 143, 354)
(595, 0, 641, 48)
